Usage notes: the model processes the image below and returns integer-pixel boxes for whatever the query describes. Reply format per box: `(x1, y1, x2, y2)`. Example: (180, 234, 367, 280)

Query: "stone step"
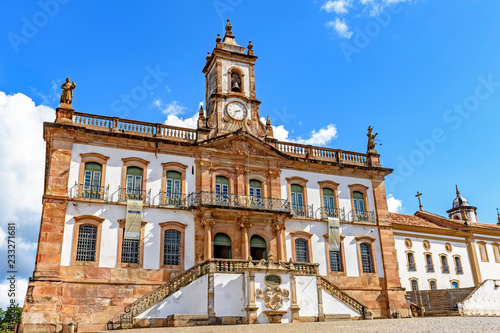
(424, 311, 461, 317)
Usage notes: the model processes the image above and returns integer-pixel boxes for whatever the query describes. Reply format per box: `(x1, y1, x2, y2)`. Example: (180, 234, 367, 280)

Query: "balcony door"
(250, 235, 267, 261)
(353, 191, 366, 221)
(323, 188, 336, 217)
(83, 162, 102, 199)
(215, 176, 229, 204)
(291, 184, 304, 216)
(249, 179, 263, 207)
(126, 166, 143, 200)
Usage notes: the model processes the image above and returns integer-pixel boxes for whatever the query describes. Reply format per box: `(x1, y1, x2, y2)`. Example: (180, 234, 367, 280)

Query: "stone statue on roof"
(60, 78, 76, 105)
(367, 126, 378, 152)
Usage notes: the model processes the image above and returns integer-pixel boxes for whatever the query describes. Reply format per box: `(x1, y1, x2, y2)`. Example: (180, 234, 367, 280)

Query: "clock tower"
(200, 20, 270, 140)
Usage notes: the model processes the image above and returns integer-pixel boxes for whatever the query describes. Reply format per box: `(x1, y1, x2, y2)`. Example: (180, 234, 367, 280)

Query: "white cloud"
(260, 117, 337, 146)
(153, 99, 187, 116)
(164, 112, 198, 129)
(387, 194, 403, 213)
(325, 18, 353, 39)
(322, 0, 351, 14)
(0, 278, 29, 308)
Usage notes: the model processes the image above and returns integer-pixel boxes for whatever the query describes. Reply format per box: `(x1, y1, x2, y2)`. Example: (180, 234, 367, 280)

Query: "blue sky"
(1, 0, 500, 307)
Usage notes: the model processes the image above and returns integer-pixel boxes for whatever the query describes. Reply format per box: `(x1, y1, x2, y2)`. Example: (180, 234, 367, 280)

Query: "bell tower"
(200, 20, 269, 140)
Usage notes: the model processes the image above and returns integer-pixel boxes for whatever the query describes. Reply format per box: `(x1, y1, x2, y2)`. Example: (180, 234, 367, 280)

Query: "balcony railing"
(291, 204, 315, 218)
(442, 265, 450, 274)
(426, 264, 434, 273)
(347, 210, 376, 223)
(456, 266, 464, 275)
(71, 184, 109, 200)
(159, 192, 189, 208)
(408, 263, 416, 272)
(188, 192, 290, 213)
(315, 207, 346, 220)
(118, 188, 151, 204)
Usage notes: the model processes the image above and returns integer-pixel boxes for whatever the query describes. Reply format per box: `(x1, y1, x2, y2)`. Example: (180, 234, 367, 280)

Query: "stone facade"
(19, 21, 412, 332)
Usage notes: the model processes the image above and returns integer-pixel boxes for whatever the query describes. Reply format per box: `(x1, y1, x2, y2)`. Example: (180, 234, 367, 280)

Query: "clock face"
(226, 102, 247, 120)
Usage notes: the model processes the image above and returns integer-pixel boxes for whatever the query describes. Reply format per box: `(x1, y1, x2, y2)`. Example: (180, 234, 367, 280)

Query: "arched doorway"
(250, 235, 267, 261)
(213, 233, 232, 259)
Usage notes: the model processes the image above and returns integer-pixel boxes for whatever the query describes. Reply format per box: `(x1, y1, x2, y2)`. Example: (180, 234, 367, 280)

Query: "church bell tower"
(200, 20, 269, 140)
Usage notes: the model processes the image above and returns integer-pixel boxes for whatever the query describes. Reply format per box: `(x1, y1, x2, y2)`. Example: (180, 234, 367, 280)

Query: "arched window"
(214, 233, 232, 259)
(407, 252, 416, 271)
(291, 184, 305, 216)
(410, 279, 419, 291)
(360, 243, 374, 273)
(166, 171, 182, 197)
(493, 243, 500, 263)
(163, 230, 181, 265)
(250, 235, 267, 261)
(425, 253, 434, 272)
(125, 166, 143, 200)
(216, 176, 230, 204)
(478, 242, 489, 262)
(323, 188, 336, 217)
(429, 280, 437, 290)
(249, 179, 262, 198)
(230, 72, 242, 92)
(295, 238, 309, 262)
(454, 256, 463, 274)
(451, 281, 459, 289)
(353, 191, 366, 221)
(441, 255, 450, 273)
(83, 162, 102, 199)
(75, 224, 98, 262)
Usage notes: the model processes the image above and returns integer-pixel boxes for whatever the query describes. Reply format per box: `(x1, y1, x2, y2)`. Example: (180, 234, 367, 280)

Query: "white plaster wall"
(285, 221, 384, 278)
(280, 169, 376, 219)
(221, 60, 251, 98)
(394, 232, 474, 290)
(295, 276, 318, 316)
(285, 220, 328, 275)
(62, 203, 195, 269)
(321, 290, 362, 317)
(214, 273, 246, 317)
(68, 143, 196, 204)
(136, 275, 208, 318)
(254, 273, 291, 324)
(474, 235, 500, 281)
(460, 279, 500, 316)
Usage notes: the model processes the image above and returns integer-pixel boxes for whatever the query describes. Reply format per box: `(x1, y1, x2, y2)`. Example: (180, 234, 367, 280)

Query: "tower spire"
(456, 185, 460, 196)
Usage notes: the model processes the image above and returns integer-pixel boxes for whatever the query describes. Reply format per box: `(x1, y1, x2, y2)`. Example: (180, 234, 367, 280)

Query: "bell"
(232, 81, 240, 92)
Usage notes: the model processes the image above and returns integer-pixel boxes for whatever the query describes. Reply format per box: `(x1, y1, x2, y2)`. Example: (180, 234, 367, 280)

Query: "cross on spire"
(415, 191, 423, 211)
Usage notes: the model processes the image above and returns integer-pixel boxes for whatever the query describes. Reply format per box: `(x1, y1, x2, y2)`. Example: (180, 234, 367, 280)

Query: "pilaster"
(245, 272, 259, 324)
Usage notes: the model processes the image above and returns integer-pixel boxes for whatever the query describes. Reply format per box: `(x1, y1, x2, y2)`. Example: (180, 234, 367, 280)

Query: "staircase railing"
(320, 276, 372, 319)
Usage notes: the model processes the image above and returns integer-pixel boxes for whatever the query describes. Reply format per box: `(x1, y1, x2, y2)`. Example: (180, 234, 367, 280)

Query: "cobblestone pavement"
(101, 317, 500, 333)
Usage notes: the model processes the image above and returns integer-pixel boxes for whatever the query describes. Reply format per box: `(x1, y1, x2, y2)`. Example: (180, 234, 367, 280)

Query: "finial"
(415, 191, 423, 211)
(456, 185, 460, 196)
(225, 19, 232, 35)
(497, 208, 500, 225)
(247, 41, 254, 55)
(266, 115, 271, 126)
(216, 34, 221, 44)
(265, 115, 274, 139)
(206, 52, 211, 61)
(198, 104, 205, 118)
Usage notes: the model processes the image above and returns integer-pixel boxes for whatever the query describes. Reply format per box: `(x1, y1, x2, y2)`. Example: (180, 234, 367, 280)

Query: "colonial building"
(391, 188, 500, 292)
(19, 21, 411, 332)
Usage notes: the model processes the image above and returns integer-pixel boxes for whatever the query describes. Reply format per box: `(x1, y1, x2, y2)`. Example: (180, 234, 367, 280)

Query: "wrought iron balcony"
(456, 266, 464, 275)
(347, 210, 376, 223)
(118, 188, 151, 204)
(441, 265, 450, 274)
(159, 192, 188, 208)
(426, 264, 435, 273)
(316, 207, 346, 220)
(71, 184, 109, 200)
(188, 192, 290, 213)
(408, 263, 416, 272)
(291, 204, 315, 218)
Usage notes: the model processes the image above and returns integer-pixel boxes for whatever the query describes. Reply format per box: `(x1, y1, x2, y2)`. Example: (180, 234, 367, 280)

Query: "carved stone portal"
(256, 286, 290, 310)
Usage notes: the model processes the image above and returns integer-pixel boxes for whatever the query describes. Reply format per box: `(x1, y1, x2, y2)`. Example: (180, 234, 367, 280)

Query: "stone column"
(289, 274, 300, 322)
(245, 272, 259, 324)
(240, 220, 251, 260)
(203, 218, 215, 260)
(273, 217, 287, 262)
(371, 178, 411, 318)
(316, 276, 324, 322)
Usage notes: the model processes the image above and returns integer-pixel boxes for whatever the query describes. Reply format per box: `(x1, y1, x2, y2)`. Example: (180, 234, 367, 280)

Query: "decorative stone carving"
(256, 286, 290, 310)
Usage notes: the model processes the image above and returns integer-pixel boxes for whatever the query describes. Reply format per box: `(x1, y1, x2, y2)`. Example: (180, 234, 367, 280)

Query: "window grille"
(164, 230, 181, 265)
(360, 243, 374, 273)
(121, 238, 140, 264)
(295, 239, 309, 262)
(76, 224, 97, 262)
(329, 250, 343, 272)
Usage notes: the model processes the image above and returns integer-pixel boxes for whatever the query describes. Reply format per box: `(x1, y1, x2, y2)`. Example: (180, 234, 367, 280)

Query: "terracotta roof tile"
(388, 212, 449, 230)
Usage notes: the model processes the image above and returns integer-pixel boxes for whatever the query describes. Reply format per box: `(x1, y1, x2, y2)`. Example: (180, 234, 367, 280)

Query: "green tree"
(0, 306, 22, 333)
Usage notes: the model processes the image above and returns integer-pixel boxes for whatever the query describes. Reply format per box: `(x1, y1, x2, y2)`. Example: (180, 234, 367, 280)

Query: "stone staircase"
(407, 288, 475, 317)
(115, 258, 370, 328)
